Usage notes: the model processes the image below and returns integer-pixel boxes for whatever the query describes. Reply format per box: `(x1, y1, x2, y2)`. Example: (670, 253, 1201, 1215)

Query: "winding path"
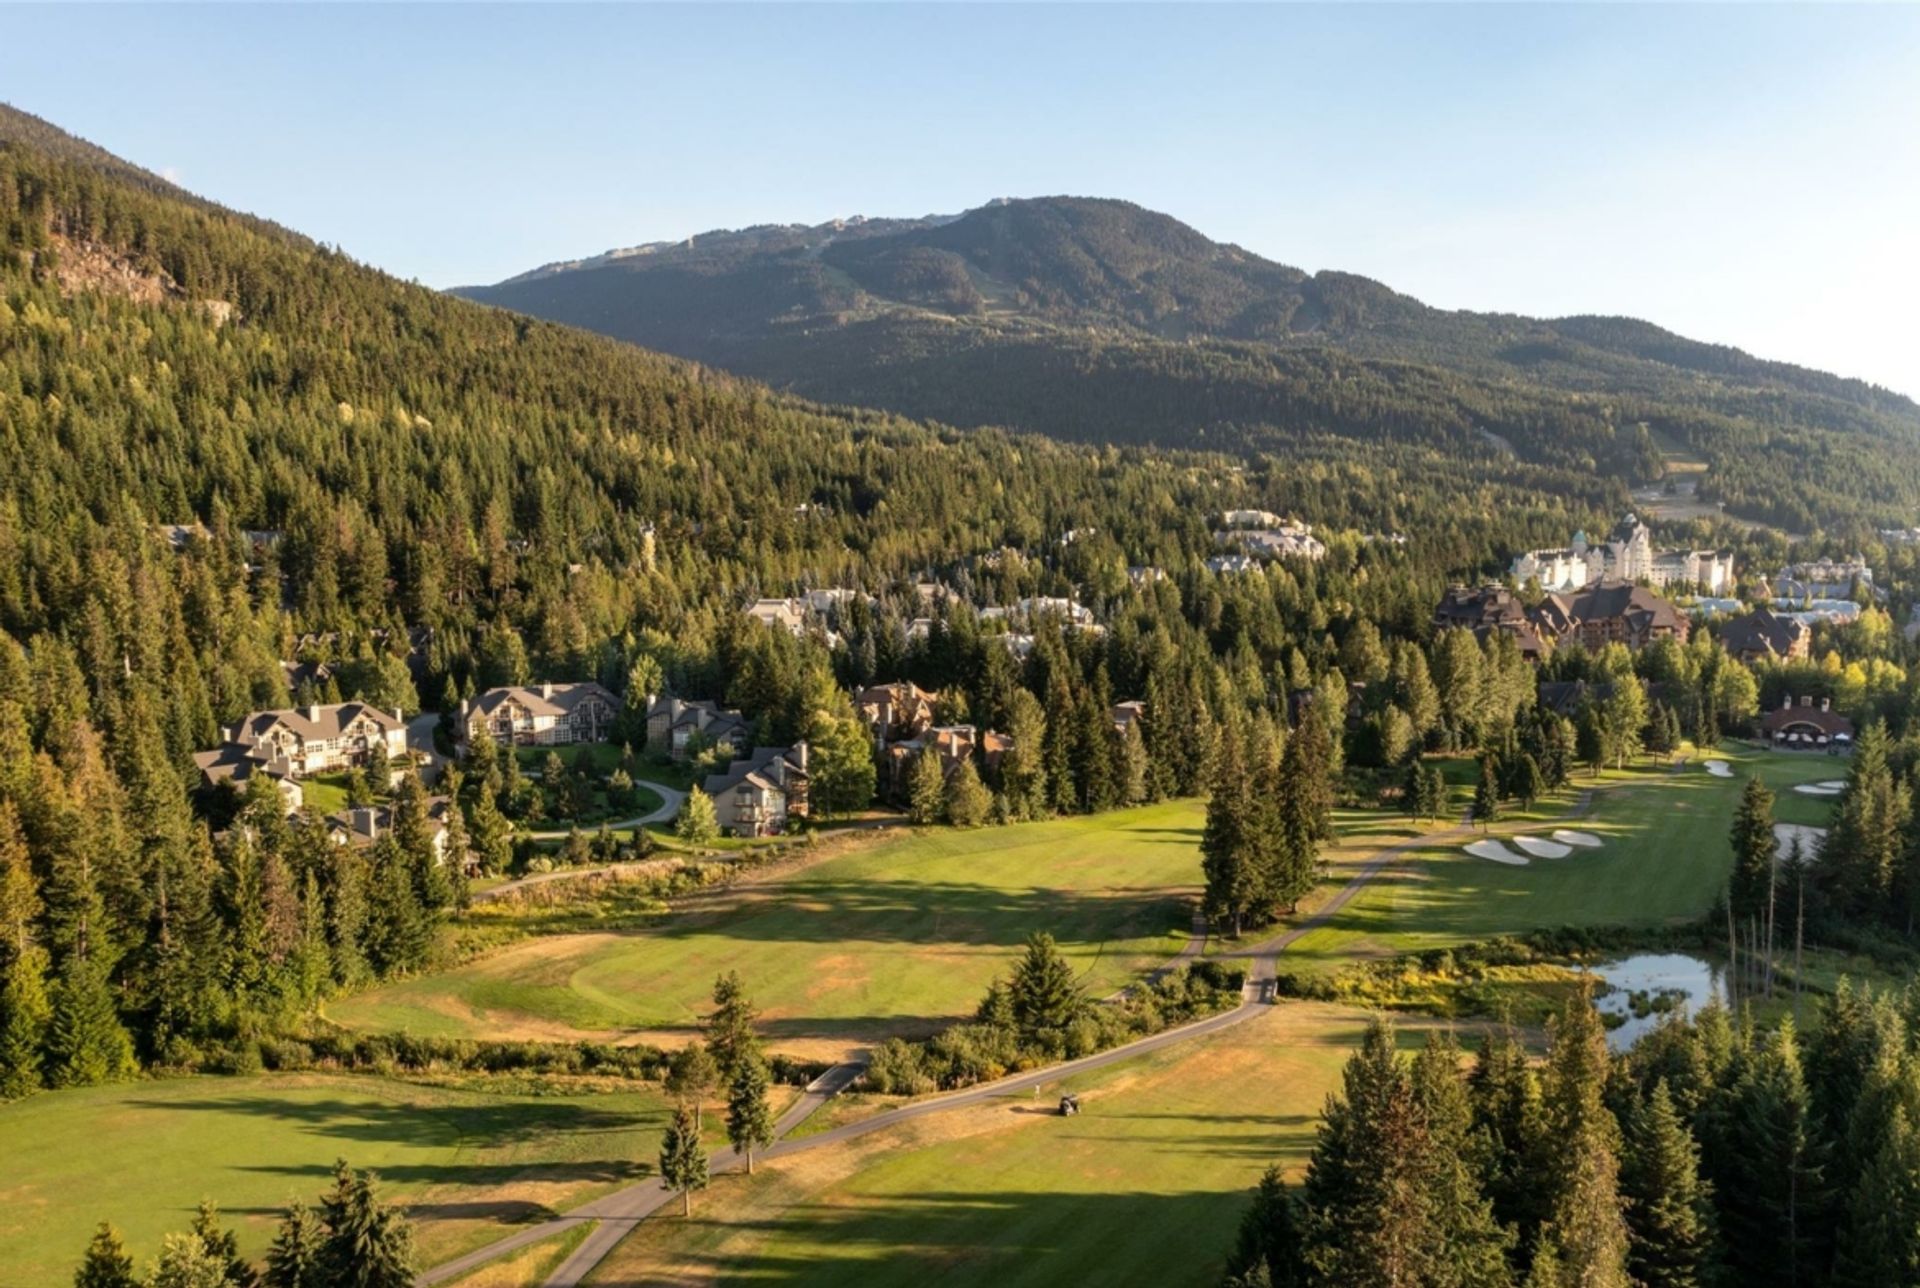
(416, 812, 1475, 1287)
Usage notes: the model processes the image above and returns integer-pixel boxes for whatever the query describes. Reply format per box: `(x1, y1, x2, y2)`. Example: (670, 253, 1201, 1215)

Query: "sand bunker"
(1513, 835, 1574, 858)
(1704, 760, 1734, 778)
(1552, 830, 1604, 848)
(1465, 839, 1529, 866)
(1774, 822, 1827, 862)
(1793, 783, 1842, 797)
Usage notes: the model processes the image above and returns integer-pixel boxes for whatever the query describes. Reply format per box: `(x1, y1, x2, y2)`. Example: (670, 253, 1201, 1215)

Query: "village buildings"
(1433, 580, 1688, 657)
(1720, 606, 1812, 663)
(645, 695, 752, 761)
(703, 743, 811, 837)
(460, 682, 618, 749)
(193, 701, 410, 805)
(1510, 515, 1733, 594)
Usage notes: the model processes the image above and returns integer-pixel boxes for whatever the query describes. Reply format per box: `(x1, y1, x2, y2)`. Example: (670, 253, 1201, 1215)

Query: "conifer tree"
(1202, 723, 1263, 936)
(945, 757, 991, 827)
(466, 780, 512, 875)
(1409, 1031, 1516, 1284)
(1302, 1018, 1443, 1286)
(726, 1053, 776, 1174)
(363, 836, 429, 976)
(74, 1222, 139, 1288)
(318, 1160, 414, 1288)
(1008, 931, 1081, 1046)
(1535, 998, 1631, 1288)
(1727, 776, 1775, 927)
(1834, 1105, 1920, 1288)
(1229, 1166, 1304, 1288)
(706, 971, 761, 1083)
(659, 1101, 710, 1217)
(189, 1200, 256, 1288)
(263, 1201, 325, 1288)
(1473, 755, 1500, 830)
(907, 748, 947, 826)
(1717, 1021, 1830, 1286)
(45, 952, 135, 1088)
(1621, 1081, 1720, 1288)
(0, 801, 49, 1097)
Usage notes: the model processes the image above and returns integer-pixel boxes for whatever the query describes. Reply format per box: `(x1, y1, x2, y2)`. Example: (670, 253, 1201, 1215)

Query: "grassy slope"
(0, 1072, 743, 1285)
(329, 801, 1212, 1057)
(588, 1002, 1445, 1288)
(1285, 743, 1840, 973)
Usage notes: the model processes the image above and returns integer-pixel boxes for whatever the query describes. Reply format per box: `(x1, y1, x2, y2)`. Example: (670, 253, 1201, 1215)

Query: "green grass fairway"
(0, 1073, 691, 1285)
(330, 801, 1210, 1055)
(1285, 743, 1841, 972)
(588, 1001, 1440, 1288)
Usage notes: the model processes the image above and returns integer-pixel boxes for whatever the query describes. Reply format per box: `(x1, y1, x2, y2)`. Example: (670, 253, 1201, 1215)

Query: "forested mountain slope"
(461, 195, 1920, 534)
(0, 103, 1641, 1091)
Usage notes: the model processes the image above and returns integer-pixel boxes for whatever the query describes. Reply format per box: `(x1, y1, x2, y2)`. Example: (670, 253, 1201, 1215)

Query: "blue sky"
(6, 4, 1919, 396)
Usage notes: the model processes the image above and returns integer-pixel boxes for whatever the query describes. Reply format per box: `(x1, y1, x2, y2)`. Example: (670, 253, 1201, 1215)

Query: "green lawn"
(328, 801, 1210, 1054)
(1284, 743, 1841, 973)
(0, 1072, 687, 1285)
(588, 1002, 1437, 1288)
(299, 773, 351, 815)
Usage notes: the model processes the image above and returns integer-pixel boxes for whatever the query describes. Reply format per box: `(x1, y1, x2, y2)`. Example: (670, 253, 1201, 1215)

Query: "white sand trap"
(1774, 823, 1827, 861)
(1704, 760, 1734, 778)
(1793, 783, 1842, 797)
(1552, 830, 1604, 848)
(1465, 839, 1529, 866)
(1815, 780, 1846, 789)
(1513, 836, 1573, 858)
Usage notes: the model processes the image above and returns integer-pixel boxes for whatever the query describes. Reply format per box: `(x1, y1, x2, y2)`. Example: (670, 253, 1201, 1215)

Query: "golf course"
(0, 1072, 774, 1286)
(0, 744, 1850, 1285)
(327, 802, 1214, 1057)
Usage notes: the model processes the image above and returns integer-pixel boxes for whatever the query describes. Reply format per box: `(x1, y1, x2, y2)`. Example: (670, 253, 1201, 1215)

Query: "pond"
(1592, 953, 1726, 1051)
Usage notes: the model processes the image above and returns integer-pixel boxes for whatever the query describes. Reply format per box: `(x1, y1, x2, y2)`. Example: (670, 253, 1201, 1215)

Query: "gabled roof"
(1721, 606, 1807, 658)
(703, 744, 807, 797)
(233, 701, 403, 746)
(469, 682, 616, 721)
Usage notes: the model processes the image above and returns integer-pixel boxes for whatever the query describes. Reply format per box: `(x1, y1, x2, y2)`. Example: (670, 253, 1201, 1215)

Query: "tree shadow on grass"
(119, 1095, 658, 1151)
(592, 1189, 1241, 1288)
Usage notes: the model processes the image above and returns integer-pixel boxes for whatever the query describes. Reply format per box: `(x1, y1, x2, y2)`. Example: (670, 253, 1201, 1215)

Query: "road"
(415, 812, 1472, 1287)
(519, 781, 686, 843)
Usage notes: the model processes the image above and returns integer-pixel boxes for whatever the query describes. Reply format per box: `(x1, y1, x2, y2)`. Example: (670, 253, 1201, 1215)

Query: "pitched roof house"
(326, 796, 456, 866)
(856, 680, 937, 746)
(1544, 580, 1689, 651)
(702, 744, 810, 837)
(461, 682, 617, 748)
(1721, 607, 1811, 663)
(1432, 585, 1551, 661)
(645, 696, 752, 762)
(195, 702, 408, 786)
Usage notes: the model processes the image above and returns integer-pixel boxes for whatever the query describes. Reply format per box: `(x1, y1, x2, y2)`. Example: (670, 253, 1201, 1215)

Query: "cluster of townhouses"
(1435, 580, 1691, 659)
(855, 680, 1010, 799)
(1210, 511, 1327, 568)
(192, 701, 463, 864)
(1510, 515, 1734, 594)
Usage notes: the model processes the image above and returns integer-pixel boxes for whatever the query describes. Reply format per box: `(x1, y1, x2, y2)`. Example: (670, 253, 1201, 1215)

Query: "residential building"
(703, 744, 810, 837)
(194, 702, 408, 788)
(884, 725, 987, 798)
(856, 680, 937, 746)
(461, 682, 617, 749)
(645, 696, 752, 761)
(1768, 558, 1874, 601)
(1721, 607, 1811, 663)
(1219, 509, 1287, 529)
(1111, 700, 1146, 735)
(1538, 581, 1690, 652)
(326, 796, 456, 867)
(1432, 585, 1551, 661)
(745, 597, 808, 636)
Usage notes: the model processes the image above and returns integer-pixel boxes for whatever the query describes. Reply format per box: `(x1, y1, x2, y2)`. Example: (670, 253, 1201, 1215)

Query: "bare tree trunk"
(1726, 899, 1739, 1008)
(1765, 872, 1778, 999)
(747, 1149, 754, 1175)
(683, 1190, 691, 1218)
(1794, 870, 1806, 1030)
